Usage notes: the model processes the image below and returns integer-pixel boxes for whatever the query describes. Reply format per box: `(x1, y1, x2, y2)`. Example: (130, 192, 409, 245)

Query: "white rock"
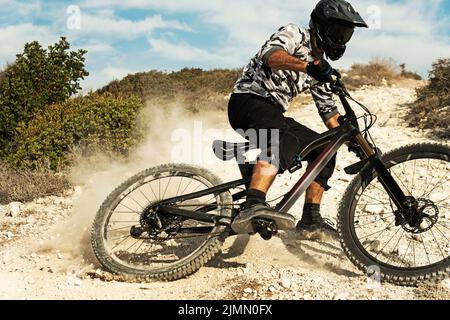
(280, 277, 291, 289)
(268, 286, 277, 293)
(6, 202, 22, 217)
(441, 279, 450, 291)
(244, 288, 253, 293)
(6, 231, 13, 239)
(57, 253, 63, 260)
(303, 292, 312, 300)
(333, 291, 348, 300)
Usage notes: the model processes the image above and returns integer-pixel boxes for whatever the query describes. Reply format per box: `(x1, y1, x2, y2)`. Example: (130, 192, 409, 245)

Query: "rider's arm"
(310, 82, 341, 128)
(259, 24, 308, 72)
(266, 49, 308, 73)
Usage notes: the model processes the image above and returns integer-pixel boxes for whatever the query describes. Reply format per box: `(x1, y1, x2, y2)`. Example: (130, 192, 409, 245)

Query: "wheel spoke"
(401, 237, 412, 267)
(420, 234, 431, 265)
(108, 225, 137, 232)
(111, 235, 132, 250)
(374, 226, 402, 259)
(118, 203, 140, 214)
(410, 160, 416, 195)
(162, 176, 172, 200)
(147, 182, 159, 202)
(429, 228, 446, 260)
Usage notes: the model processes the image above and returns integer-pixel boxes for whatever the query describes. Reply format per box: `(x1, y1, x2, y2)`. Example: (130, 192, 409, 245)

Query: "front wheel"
(338, 143, 450, 285)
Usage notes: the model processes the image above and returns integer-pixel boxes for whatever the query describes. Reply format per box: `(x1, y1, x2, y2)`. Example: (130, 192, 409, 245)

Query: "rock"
(303, 292, 312, 300)
(6, 202, 22, 217)
(333, 292, 348, 300)
(6, 231, 13, 239)
(364, 204, 384, 215)
(280, 277, 291, 289)
(441, 279, 450, 291)
(57, 253, 63, 260)
(268, 286, 277, 293)
(244, 288, 253, 293)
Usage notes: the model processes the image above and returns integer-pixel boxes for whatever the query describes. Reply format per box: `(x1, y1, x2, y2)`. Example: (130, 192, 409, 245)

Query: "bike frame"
(156, 83, 410, 231)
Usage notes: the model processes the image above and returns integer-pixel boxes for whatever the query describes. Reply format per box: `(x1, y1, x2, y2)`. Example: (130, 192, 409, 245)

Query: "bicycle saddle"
(212, 140, 257, 161)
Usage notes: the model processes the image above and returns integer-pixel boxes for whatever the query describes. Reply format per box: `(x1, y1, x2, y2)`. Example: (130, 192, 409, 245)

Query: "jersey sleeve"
(260, 24, 304, 65)
(310, 82, 339, 121)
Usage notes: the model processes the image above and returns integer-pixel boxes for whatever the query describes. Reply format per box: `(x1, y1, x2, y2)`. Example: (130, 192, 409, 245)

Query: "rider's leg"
(245, 160, 278, 207)
(305, 180, 325, 204)
(297, 156, 337, 233)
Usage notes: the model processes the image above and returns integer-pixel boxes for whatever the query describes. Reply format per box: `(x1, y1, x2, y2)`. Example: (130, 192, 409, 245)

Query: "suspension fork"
(354, 134, 408, 209)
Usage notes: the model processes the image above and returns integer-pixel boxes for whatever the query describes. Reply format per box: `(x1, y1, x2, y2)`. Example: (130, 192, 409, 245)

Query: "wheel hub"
(129, 203, 183, 241)
(395, 197, 439, 234)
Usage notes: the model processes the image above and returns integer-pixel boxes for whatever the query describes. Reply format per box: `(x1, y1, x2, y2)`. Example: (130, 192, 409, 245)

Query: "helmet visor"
(326, 24, 354, 45)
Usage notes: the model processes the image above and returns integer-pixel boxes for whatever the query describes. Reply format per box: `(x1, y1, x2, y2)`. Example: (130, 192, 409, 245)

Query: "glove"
(307, 59, 333, 83)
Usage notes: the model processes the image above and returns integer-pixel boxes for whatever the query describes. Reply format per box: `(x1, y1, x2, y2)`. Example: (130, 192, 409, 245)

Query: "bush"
(405, 58, 450, 138)
(0, 161, 70, 204)
(0, 37, 89, 158)
(400, 63, 422, 80)
(98, 68, 242, 112)
(6, 93, 145, 170)
(343, 58, 400, 89)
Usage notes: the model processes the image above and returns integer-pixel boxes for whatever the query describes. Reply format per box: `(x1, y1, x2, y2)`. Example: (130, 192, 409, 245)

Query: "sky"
(0, 0, 449, 90)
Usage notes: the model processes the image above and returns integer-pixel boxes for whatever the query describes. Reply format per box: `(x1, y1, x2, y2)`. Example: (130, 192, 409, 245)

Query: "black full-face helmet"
(310, 0, 368, 60)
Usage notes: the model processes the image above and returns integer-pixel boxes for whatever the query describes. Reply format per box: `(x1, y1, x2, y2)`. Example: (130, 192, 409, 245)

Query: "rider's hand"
(307, 59, 333, 83)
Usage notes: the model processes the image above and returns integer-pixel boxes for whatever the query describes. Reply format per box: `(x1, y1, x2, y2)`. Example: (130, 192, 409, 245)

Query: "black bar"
(369, 157, 408, 209)
(158, 179, 247, 206)
(158, 205, 218, 223)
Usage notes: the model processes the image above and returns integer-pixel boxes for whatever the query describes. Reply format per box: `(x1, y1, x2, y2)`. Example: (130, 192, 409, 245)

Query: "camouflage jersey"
(233, 23, 338, 121)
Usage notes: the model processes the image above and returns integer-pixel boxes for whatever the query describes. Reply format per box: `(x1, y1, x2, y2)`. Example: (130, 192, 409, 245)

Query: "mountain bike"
(91, 75, 449, 285)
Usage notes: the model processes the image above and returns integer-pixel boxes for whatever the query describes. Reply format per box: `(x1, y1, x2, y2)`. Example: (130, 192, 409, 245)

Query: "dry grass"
(342, 58, 401, 89)
(0, 161, 71, 204)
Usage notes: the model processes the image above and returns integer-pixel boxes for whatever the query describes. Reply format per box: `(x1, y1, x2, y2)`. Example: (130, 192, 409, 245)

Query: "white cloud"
(0, 23, 58, 64)
(80, 66, 135, 92)
(81, 42, 115, 54)
(0, 0, 41, 16)
(148, 38, 222, 62)
(68, 12, 191, 40)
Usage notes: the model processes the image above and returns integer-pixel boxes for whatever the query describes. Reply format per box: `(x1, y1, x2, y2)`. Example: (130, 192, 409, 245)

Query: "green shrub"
(0, 37, 89, 157)
(7, 93, 145, 170)
(405, 58, 450, 138)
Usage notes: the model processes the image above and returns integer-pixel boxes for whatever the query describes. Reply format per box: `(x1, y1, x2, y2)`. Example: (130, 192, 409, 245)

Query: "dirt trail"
(0, 81, 449, 300)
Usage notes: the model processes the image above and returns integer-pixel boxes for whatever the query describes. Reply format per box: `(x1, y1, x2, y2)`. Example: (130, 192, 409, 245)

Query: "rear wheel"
(338, 143, 450, 285)
(91, 164, 233, 281)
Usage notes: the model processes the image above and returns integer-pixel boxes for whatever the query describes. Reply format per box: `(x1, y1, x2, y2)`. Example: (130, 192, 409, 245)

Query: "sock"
(301, 203, 321, 224)
(245, 189, 266, 209)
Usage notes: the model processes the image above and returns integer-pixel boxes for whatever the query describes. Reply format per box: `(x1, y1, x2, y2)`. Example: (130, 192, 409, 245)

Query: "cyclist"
(228, 0, 368, 234)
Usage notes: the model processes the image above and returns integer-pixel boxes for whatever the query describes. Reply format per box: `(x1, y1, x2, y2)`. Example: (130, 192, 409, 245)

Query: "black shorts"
(228, 93, 336, 190)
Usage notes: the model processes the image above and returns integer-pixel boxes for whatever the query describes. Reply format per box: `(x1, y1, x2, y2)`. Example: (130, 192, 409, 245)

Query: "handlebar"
(326, 71, 359, 130)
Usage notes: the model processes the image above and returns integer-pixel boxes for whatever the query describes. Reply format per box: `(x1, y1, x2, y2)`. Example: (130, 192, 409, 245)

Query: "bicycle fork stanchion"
(354, 133, 409, 214)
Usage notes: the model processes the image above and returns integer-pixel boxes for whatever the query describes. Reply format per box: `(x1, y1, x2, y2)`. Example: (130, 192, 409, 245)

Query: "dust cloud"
(40, 100, 241, 267)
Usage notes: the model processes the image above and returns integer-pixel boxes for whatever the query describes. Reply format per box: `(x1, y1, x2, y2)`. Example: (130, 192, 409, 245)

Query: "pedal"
(252, 218, 278, 240)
